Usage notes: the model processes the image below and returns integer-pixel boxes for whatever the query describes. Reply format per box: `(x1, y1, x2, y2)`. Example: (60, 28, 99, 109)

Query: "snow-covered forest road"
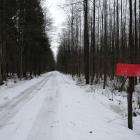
(0, 71, 139, 140)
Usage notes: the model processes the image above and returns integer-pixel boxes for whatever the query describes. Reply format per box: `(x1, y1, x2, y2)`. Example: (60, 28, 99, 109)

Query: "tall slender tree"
(84, 0, 90, 84)
(0, 0, 55, 84)
(127, 0, 135, 130)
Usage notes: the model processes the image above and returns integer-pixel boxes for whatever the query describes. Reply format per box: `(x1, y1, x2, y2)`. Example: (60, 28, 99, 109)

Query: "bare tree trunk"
(0, 0, 4, 85)
(103, 0, 108, 89)
(90, 0, 96, 84)
(116, 0, 119, 58)
(84, 0, 90, 84)
(0, 45, 2, 85)
(128, 0, 134, 130)
(127, 77, 134, 129)
(134, 0, 138, 84)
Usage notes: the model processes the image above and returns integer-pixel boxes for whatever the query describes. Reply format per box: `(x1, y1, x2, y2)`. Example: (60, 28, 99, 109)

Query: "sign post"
(116, 63, 140, 129)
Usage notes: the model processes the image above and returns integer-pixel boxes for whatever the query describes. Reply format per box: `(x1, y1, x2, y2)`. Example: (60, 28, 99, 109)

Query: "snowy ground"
(0, 71, 140, 140)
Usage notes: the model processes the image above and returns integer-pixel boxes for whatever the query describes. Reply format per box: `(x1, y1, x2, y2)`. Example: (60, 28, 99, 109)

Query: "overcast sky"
(41, 0, 66, 57)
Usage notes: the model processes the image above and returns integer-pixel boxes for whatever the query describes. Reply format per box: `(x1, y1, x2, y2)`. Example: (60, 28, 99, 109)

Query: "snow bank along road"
(0, 71, 139, 140)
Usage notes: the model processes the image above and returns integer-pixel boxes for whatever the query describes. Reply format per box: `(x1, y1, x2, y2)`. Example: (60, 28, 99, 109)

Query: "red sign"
(116, 63, 140, 77)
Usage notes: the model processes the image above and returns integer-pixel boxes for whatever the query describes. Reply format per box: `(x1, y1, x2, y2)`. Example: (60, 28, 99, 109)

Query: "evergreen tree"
(0, 0, 55, 83)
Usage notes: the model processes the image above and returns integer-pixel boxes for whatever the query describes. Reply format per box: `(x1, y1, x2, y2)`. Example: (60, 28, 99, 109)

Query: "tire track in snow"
(0, 73, 53, 128)
(27, 72, 63, 140)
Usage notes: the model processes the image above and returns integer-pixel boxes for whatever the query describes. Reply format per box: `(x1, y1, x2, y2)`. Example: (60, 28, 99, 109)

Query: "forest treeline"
(57, 0, 140, 86)
(57, 0, 140, 130)
(0, 0, 55, 84)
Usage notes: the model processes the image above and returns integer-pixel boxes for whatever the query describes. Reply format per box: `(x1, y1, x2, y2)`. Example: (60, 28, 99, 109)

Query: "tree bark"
(84, 0, 90, 84)
(128, 0, 134, 130)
